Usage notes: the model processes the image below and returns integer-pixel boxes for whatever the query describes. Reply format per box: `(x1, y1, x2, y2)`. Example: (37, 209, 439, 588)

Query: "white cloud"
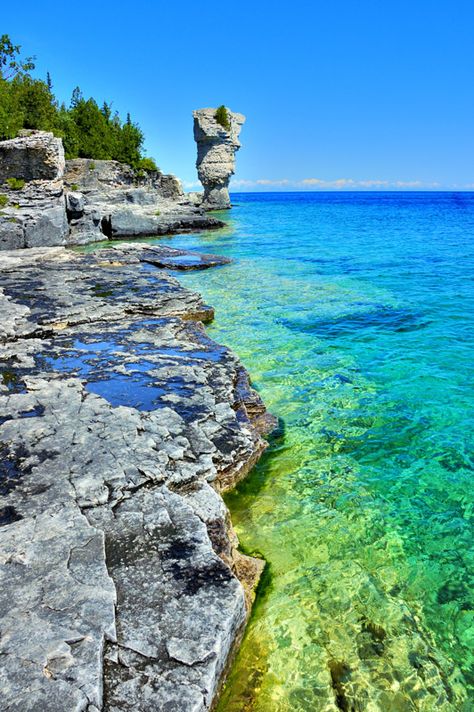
(228, 177, 461, 190)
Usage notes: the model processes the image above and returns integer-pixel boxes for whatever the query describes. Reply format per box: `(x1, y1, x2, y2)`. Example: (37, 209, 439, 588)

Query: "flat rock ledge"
(0, 245, 276, 711)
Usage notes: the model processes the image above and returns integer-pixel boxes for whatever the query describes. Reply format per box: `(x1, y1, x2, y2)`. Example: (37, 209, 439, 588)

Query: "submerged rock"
(193, 107, 245, 210)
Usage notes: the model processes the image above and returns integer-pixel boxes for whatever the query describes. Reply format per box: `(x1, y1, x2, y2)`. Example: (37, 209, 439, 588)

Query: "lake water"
(142, 193, 474, 709)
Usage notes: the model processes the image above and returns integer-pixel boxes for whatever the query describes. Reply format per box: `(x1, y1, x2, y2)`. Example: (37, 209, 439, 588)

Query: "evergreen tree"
(0, 35, 158, 170)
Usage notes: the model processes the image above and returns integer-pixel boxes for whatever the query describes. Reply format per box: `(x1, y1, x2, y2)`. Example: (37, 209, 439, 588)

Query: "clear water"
(117, 193, 474, 709)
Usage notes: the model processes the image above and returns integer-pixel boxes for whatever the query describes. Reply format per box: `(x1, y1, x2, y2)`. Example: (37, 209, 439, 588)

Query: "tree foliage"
(0, 35, 157, 170)
(215, 105, 231, 131)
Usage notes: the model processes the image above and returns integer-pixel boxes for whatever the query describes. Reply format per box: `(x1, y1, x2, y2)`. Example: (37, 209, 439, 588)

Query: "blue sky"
(4, 0, 474, 190)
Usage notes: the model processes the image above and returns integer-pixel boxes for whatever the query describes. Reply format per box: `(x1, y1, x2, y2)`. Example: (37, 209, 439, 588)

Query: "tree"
(0, 35, 158, 169)
(215, 105, 231, 130)
(70, 86, 83, 108)
(0, 34, 35, 80)
(15, 75, 57, 130)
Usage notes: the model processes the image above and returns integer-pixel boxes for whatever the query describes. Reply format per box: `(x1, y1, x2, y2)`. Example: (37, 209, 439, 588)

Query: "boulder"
(0, 218, 25, 250)
(65, 191, 85, 218)
(24, 202, 69, 247)
(0, 130, 65, 183)
(193, 108, 245, 210)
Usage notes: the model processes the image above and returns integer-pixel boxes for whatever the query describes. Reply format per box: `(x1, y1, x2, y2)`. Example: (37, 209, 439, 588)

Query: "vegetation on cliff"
(0, 35, 157, 171)
(215, 105, 231, 131)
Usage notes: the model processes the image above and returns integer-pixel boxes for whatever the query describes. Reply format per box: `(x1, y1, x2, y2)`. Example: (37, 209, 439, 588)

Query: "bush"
(6, 177, 25, 190)
(89, 161, 96, 170)
(138, 156, 159, 173)
(70, 183, 79, 191)
(215, 105, 230, 130)
(0, 193, 8, 207)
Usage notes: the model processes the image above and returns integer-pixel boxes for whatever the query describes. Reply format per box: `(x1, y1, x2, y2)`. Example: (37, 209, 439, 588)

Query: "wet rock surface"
(0, 245, 275, 711)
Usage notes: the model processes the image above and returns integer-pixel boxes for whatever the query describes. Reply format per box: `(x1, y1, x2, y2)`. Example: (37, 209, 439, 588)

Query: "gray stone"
(0, 130, 65, 182)
(0, 245, 274, 710)
(66, 191, 85, 218)
(193, 108, 245, 210)
(24, 201, 68, 247)
(0, 219, 25, 250)
(0, 508, 116, 712)
(0, 132, 226, 250)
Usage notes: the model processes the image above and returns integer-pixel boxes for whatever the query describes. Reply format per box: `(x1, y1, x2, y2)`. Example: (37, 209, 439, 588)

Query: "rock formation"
(0, 243, 275, 711)
(0, 131, 225, 250)
(193, 108, 245, 210)
(0, 129, 65, 181)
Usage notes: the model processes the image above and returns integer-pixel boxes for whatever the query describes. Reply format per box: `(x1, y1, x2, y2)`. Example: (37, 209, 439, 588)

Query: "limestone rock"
(65, 191, 85, 218)
(193, 108, 245, 210)
(0, 245, 274, 711)
(24, 201, 69, 247)
(64, 158, 226, 244)
(0, 130, 65, 182)
(0, 130, 226, 250)
(0, 218, 25, 250)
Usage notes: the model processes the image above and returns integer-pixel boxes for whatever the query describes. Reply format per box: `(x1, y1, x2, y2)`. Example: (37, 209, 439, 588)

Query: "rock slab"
(0, 245, 275, 711)
(0, 132, 226, 249)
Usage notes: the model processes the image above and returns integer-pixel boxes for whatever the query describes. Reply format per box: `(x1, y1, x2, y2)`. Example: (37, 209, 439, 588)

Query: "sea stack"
(193, 107, 245, 210)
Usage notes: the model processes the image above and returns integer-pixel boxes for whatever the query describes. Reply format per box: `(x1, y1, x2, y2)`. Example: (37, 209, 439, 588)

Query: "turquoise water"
(131, 193, 474, 709)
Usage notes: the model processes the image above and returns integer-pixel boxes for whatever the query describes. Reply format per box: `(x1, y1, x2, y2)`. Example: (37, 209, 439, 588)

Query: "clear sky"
(3, 0, 474, 190)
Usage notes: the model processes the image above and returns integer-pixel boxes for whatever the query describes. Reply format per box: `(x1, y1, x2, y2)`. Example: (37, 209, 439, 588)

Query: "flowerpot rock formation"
(193, 108, 245, 210)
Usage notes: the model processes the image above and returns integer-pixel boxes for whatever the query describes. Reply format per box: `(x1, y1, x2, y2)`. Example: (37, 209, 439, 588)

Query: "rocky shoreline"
(0, 242, 276, 711)
(0, 131, 225, 251)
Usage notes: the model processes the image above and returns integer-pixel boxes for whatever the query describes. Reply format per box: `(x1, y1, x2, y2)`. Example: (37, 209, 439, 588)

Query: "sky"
(3, 0, 474, 190)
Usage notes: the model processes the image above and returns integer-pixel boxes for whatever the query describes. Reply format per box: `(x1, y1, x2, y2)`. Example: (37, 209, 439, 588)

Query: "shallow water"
(115, 193, 474, 708)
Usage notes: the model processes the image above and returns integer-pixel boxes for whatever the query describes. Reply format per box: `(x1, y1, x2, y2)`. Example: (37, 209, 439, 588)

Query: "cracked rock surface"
(0, 245, 275, 711)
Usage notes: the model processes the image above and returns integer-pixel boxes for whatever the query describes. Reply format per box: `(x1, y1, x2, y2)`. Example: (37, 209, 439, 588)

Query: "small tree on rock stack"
(215, 105, 231, 131)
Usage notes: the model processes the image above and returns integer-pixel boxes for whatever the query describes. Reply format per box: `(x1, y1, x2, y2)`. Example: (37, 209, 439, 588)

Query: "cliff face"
(193, 108, 245, 210)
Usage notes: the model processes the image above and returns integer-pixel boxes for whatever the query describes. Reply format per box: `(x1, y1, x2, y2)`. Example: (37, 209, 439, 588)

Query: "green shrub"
(70, 183, 79, 191)
(6, 177, 25, 190)
(138, 156, 158, 172)
(154, 210, 161, 216)
(0, 193, 8, 207)
(89, 161, 96, 170)
(215, 105, 230, 130)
